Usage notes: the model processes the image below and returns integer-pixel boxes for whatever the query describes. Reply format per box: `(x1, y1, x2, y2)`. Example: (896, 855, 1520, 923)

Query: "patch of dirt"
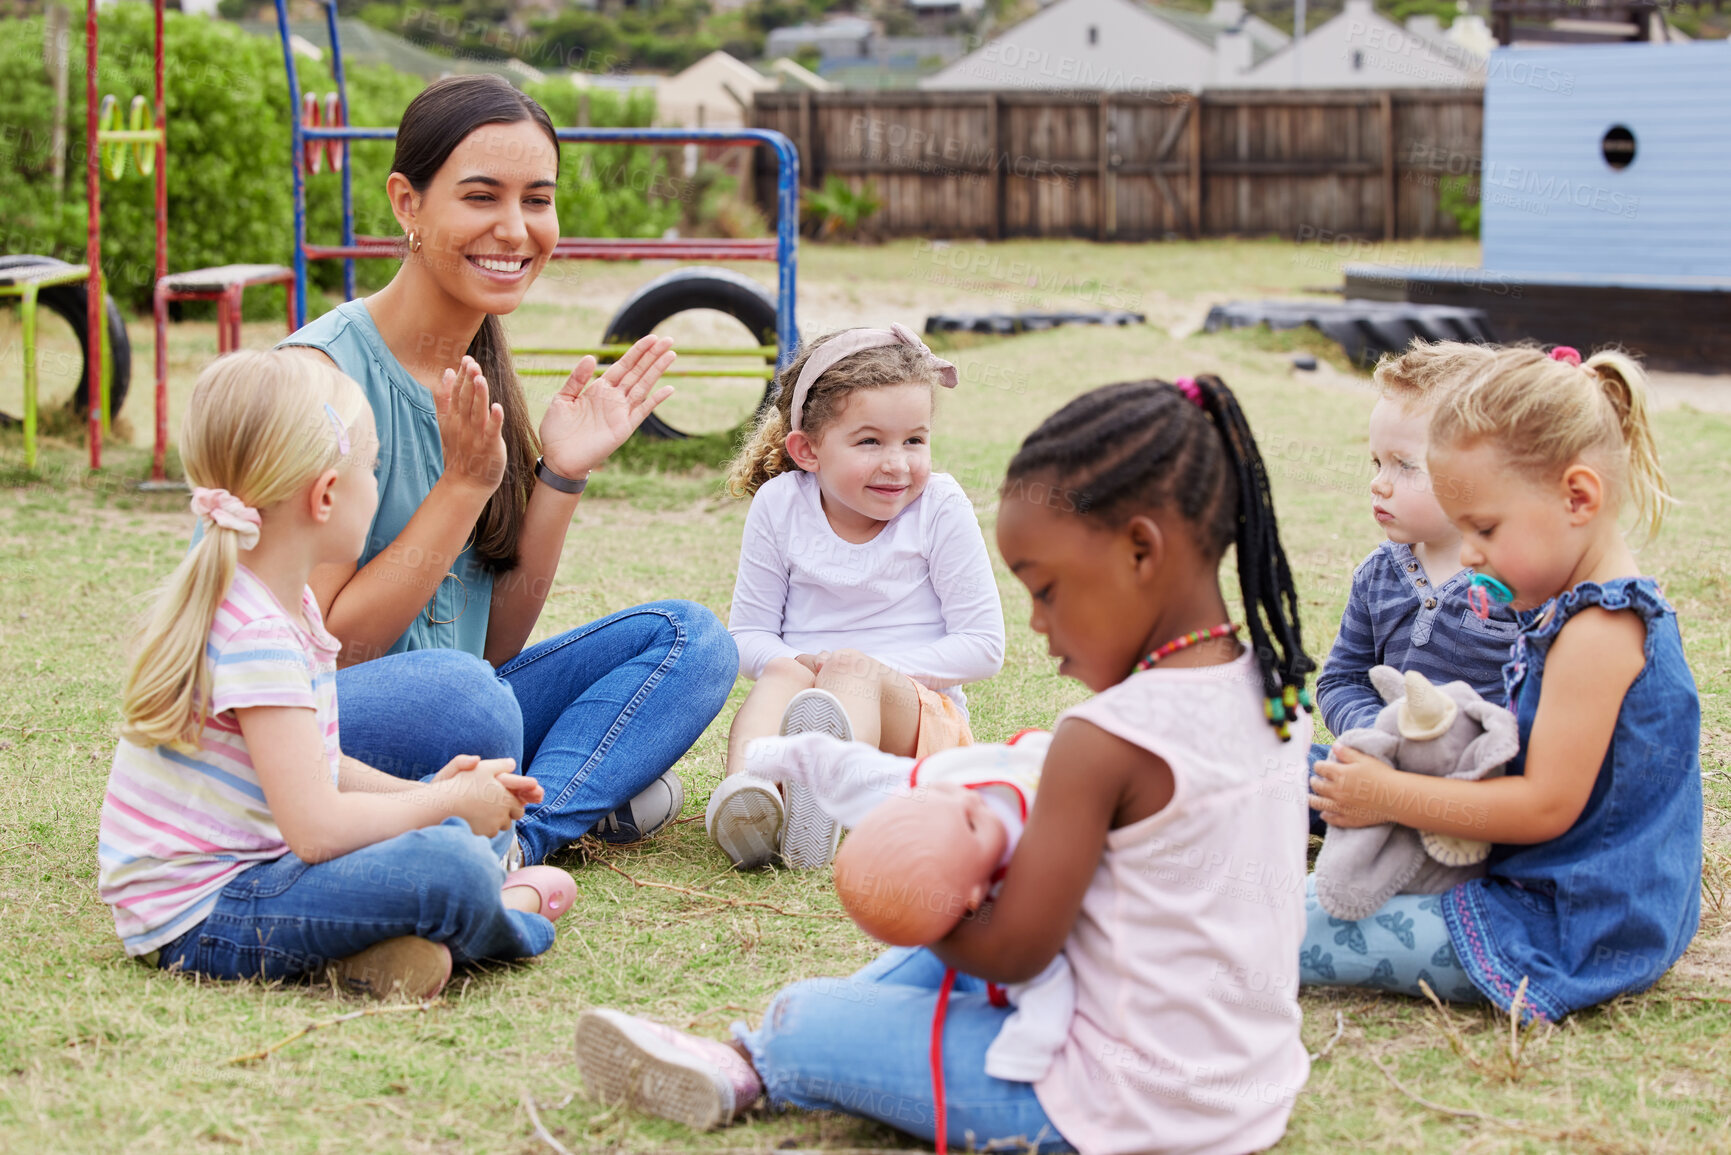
(1644, 371, 1731, 415)
(1669, 922, 1731, 990)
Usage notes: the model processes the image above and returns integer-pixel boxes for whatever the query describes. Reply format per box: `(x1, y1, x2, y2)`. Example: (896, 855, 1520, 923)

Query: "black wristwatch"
(534, 456, 588, 495)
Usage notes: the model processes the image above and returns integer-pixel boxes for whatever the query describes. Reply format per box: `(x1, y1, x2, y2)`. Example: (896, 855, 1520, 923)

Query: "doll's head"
(833, 782, 1007, 946)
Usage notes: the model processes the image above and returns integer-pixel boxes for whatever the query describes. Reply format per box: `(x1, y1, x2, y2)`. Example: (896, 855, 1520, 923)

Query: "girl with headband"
(100, 350, 576, 999)
(705, 325, 1006, 870)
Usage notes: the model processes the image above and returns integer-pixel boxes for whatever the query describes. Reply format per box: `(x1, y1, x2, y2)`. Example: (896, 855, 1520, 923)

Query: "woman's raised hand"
(435, 355, 507, 498)
(539, 335, 677, 478)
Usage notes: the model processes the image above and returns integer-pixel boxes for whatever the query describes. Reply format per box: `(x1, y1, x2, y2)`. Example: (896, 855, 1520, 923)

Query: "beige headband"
(787, 324, 958, 433)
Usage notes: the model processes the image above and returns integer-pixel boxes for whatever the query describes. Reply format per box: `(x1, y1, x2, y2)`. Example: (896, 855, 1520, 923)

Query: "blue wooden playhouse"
(1349, 40, 1731, 369)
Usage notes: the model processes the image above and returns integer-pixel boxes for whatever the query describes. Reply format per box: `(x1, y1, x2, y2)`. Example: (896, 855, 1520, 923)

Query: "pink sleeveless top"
(1033, 651, 1311, 1155)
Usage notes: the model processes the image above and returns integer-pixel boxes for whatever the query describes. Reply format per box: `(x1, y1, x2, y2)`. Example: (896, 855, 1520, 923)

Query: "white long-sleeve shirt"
(727, 469, 1005, 713)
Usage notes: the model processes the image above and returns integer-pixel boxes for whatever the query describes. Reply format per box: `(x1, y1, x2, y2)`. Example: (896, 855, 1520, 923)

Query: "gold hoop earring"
(407, 229, 422, 253)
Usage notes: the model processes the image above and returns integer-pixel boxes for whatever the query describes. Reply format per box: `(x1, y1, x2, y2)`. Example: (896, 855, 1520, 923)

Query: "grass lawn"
(1, 238, 1727, 1153)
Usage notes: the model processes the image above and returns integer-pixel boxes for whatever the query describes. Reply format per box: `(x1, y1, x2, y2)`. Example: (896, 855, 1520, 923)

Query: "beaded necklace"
(1132, 622, 1240, 672)
(1132, 622, 1312, 739)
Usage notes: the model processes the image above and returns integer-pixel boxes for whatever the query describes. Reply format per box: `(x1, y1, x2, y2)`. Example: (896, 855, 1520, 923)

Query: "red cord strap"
(930, 966, 958, 1155)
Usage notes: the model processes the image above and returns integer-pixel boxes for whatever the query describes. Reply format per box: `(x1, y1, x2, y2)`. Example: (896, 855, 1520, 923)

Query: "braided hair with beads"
(1002, 375, 1314, 737)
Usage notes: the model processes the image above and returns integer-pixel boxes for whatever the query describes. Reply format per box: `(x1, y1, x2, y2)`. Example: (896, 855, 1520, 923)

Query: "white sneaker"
(705, 773, 785, 870)
(777, 689, 852, 869)
(575, 1008, 762, 1131)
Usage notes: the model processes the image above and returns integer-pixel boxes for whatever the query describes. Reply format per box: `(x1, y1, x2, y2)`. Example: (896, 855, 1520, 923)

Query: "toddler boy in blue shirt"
(1311, 342, 1523, 834)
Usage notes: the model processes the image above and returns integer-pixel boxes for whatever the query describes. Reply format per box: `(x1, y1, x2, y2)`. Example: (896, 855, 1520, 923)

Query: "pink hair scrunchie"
(786, 323, 959, 434)
(1549, 346, 1583, 368)
(1174, 377, 1203, 406)
(191, 487, 262, 552)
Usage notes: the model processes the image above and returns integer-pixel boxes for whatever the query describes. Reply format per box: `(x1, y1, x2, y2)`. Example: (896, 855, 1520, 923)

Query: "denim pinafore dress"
(1442, 578, 1702, 1021)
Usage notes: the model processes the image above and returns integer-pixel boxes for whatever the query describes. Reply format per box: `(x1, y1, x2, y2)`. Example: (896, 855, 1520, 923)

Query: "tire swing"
(0, 254, 132, 425)
(599, 267, 788, 441)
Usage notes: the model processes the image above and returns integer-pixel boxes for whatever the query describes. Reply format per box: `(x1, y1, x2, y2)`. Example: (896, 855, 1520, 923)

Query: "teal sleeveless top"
(280, 298, 494, 659)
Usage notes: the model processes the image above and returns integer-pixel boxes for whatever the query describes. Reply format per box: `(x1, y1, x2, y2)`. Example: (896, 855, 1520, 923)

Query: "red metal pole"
(85, 0, 101, 470)
(152, 281, 167, 480)
(152, 0, 167, 481)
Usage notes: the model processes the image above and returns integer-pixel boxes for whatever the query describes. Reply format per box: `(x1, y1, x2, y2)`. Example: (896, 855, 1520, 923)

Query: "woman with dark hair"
(279, 74, 738, 867)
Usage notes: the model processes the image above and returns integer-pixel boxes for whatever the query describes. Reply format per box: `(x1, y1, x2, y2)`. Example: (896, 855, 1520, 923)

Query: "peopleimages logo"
(976, 43, 1171, 94)
(1479, 161, 1639, 218)
(1484, 53, 1575, 95)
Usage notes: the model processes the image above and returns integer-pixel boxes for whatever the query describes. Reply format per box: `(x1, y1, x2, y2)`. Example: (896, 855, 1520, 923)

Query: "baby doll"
(743, 730, 1071, 1082)
(1313, 666, 1520, 921)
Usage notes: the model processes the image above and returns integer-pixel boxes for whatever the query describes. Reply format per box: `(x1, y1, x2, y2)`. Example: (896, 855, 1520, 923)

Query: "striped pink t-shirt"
(99, 567, 342, 955)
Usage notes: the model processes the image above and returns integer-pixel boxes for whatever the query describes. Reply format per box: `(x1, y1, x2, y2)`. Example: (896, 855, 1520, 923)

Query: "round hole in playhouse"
(1602, 125, 1636, 170)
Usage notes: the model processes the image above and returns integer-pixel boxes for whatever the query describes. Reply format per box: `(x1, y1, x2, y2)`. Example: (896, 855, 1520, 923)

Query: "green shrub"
(802, 175, 881, 241)
(1438, 173, 1480, 238)
(0, 8, 300, 315)
(0, 10, 679, 320)
(522, 81, 682, 242)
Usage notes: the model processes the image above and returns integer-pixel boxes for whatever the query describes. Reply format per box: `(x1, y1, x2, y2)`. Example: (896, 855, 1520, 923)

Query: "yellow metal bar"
(95, 129, 164, 143)
(518, 366, 777, 379)
(514, 345, 777, 358)
(0, 266, 96, 465)
(21, 284, 38, 470)
(0, 266, 92, 290)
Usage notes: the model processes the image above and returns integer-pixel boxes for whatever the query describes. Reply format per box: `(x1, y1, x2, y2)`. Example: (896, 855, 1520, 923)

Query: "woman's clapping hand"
(435, 355, 507, 498)
(539, 335, 677, 479)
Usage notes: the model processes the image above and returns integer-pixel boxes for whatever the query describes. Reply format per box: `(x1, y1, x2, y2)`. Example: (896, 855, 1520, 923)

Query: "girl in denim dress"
(1308, 344, 1701, 1022)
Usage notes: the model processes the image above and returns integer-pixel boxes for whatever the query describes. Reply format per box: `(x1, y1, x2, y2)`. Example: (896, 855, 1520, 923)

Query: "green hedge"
(0, 9, 674, 319)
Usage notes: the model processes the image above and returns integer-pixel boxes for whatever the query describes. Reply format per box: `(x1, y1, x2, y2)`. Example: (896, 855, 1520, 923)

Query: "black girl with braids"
(916, 374, 1317, 1150)
(1001, 374, 1314, 733)
(607, 375, 1321, 1152)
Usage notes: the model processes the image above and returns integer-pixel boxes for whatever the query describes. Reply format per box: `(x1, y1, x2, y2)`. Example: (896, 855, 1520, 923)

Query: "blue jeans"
(1298, 874, 1484, 1003)
(157, 818, 555, 979)
(336, 600, 738, 865)
(736, 947, 1072, 1153)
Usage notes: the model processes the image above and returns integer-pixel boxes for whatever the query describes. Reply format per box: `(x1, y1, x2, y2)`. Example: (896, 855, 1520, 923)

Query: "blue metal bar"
(768, 134, 800, 372)
(304, 127, 797, 145)
(322, 0, 356, 301)
(274, 0, 307, 327)
(301, 127, 398, 140)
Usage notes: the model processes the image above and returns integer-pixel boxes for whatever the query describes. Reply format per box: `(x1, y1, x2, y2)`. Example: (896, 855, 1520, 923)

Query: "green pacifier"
(1467, 573, 1514, 619)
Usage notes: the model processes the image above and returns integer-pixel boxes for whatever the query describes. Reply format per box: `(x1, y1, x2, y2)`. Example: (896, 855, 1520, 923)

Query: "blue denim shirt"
(281, 299, 494, 660)
(1317, 542, 1523, 736)
(1442, 578, 1702, 1022)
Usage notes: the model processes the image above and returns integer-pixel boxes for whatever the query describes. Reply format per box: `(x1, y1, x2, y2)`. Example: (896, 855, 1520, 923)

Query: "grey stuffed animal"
(1313, 666, 1520, 921)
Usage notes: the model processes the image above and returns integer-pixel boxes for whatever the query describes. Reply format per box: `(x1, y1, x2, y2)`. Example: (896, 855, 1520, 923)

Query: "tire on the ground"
(0, 254, 131, 421)
(600, 266, 787, 440)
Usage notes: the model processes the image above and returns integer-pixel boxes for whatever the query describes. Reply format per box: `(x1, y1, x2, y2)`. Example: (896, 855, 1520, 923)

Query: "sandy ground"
(1642, 371, 1731, 413)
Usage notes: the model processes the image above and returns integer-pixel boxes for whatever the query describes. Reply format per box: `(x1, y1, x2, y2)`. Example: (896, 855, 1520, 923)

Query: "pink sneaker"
(574, 1008, 762, 1130)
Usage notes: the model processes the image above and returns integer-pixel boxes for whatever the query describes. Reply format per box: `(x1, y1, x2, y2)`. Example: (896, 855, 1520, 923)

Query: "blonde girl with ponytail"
(707, 326, 1005, 872)
(1308, 344, 1703, 1024)
(101, 350, 576, 999)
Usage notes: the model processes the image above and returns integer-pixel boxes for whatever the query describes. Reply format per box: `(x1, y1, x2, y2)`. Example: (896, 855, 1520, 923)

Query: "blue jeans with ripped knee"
(734, 947, 1073, 1153)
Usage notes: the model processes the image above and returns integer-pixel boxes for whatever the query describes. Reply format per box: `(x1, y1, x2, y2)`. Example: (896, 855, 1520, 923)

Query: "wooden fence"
(751, 89, 1483, 241)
